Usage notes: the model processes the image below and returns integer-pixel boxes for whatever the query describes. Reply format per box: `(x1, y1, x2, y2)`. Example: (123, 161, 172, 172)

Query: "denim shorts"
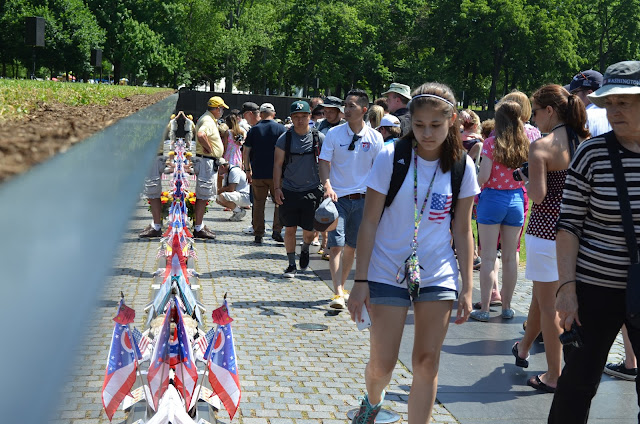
(327, 196, 365, 248)
(369, 281, 457, 307)
(476, 188, 524, 227)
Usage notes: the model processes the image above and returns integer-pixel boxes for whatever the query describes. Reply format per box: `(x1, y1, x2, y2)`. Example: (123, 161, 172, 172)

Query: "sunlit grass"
(0, 79, 172, 121)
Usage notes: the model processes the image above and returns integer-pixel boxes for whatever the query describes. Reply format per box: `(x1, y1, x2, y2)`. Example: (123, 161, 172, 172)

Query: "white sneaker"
(243, 224, 254, 234)
(329, 295, 346, 309)
(229, 209, 247, 221)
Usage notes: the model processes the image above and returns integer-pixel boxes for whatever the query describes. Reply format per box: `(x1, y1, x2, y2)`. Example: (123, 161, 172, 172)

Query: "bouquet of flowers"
(147, 191, 173, 221)
(184, 192, 208, 222)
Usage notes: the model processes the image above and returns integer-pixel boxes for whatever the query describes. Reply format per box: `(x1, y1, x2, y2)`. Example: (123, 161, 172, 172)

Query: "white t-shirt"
(586, 103, 611, 137)
(366, 144, 480, 291)
(226, 166, 249, 194)
(319, 122, 383, 197)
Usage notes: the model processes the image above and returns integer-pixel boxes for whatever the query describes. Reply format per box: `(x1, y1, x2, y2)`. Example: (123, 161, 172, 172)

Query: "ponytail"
(566, 94, 590, 139)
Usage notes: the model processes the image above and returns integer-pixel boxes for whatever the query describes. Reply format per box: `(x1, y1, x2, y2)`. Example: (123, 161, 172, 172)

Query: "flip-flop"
(512, 342, 529, 368)
(527, 374, 556, 393)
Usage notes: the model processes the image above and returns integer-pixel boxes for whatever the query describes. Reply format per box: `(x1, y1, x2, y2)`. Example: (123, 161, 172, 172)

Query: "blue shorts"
(476, 188, 524, 227)
(327, 196, 365, 248)
(369, 281, 457, 307)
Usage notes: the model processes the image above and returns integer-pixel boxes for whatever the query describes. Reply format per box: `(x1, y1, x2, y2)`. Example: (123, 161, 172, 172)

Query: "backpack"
(282, 128, 320, 176)
(385, 137, 467, 217)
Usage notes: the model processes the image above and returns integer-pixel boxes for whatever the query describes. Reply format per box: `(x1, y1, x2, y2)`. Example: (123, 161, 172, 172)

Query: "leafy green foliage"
(0, 0, 638, 102)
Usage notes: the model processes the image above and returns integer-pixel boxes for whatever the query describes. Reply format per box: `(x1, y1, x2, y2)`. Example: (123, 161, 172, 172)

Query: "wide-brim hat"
(588, 61, 640, 108)
(313, 198, 339, 232)
(382, 83, 411, 100)
(321, 96, 344, 113)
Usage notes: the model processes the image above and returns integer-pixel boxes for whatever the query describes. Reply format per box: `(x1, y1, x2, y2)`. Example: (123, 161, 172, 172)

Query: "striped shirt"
(557, 133, 640, 289)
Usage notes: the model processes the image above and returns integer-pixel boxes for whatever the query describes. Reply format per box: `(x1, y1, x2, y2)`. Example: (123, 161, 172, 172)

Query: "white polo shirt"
(318, 122, 383, 198)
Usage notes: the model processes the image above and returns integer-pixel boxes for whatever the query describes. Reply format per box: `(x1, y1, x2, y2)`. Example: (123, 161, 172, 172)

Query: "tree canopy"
(3, 0, 639, 104)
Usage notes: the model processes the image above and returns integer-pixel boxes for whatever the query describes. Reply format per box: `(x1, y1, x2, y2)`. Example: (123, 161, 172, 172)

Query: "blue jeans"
(327, 196, 365, 248)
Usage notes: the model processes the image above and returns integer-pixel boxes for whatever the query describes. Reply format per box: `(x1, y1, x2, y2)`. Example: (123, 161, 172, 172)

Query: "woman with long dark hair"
(511, 84, 589, 393)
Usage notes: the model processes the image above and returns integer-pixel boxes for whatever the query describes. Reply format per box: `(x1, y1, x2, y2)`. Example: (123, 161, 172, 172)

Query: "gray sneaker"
(229, 209, 247, 221)
(352, 393, 384, 424)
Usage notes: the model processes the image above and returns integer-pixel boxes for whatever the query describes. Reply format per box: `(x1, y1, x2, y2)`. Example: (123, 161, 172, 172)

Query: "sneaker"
(299, 250, 310, 270)
(283, 264, 297, 278)
(139, 225, 162, 238)
(469, 310, 489, 322)
(193, 226, 216, 240)
(604, 361, 638, 381)
(243, 225, 254, 235)
(229, 209, 246, 221)
(351, 393, 384, 424)
(272, 231, 284, 243)
(254, 235, 263, 244)
(321, 251, 330, 261)
(329, 295, 346, 309)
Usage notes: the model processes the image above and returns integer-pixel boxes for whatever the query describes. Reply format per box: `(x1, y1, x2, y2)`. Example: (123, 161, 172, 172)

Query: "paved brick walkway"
(51, 197, 626, 424)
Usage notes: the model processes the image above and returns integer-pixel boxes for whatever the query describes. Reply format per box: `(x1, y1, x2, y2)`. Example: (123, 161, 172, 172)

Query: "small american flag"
(131, 327, 150, 357)
(196, 327, 217, 355)
(428, 193, 452, 222)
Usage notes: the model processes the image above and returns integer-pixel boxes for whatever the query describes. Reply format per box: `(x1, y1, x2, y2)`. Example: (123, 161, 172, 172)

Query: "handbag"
(604, 132, 640, 328)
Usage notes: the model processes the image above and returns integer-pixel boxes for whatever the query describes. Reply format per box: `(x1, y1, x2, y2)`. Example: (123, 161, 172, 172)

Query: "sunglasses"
(348, 134, 361, 150)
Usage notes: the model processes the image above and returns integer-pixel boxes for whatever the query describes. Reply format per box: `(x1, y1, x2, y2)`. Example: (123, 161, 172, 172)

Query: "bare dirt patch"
(0, 90, 174, 182)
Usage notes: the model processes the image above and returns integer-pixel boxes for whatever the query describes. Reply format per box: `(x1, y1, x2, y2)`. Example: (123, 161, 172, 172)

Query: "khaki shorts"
(218, 191, 251, 207)
(193, 157, 217, 200)
(143, 156, 166, 199)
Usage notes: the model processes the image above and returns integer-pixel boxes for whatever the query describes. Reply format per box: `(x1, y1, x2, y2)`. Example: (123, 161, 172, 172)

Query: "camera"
(512, 162, 529, 181)
(558, 323, 583, 348)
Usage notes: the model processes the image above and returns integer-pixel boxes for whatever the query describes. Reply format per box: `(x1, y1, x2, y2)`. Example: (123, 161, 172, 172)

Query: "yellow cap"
(207, 96, 229, 109)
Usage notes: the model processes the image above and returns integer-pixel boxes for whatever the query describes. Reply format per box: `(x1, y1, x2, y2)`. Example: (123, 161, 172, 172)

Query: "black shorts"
(279, 186, 323, 231)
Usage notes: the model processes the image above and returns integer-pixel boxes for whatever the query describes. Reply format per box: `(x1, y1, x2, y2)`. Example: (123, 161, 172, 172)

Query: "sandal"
(527, 374, 556, 393)
(512, 342, 529, 368)
(321, 252, 330, 261)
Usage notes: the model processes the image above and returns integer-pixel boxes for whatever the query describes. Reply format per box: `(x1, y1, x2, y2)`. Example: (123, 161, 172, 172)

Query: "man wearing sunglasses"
(567, 70, 611, 137)
(318, 89, 384, 309)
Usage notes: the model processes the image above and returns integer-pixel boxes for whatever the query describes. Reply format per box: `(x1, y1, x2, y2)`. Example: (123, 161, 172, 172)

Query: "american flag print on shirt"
(429, 193, 452, 222)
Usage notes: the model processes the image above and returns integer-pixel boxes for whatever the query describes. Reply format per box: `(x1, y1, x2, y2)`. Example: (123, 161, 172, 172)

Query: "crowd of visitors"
(139, 60, 640, 423)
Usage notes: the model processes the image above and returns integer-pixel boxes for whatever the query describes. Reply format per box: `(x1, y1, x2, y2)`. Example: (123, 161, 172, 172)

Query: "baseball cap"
(241, 102, 259, 113)
(207, 96, 229, 108)
(217, 157, 229, 166)
(588, 61, 640, 108)
(290, 100, 311, 114)
(376, 114, 401, 130)
(313, 198, 339, 231)
(321, 96, 344, 113)
(382, 83, 411, 100)
(569, 70, 604, 93)
(259, 103, 276, 113)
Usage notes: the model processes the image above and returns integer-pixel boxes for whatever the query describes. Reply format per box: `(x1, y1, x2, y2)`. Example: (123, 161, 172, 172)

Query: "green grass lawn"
(0, 79, 171, 121)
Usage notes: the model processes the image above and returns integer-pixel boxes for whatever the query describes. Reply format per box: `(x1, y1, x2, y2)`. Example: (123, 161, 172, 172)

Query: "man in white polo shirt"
(319, 89, 384, 309)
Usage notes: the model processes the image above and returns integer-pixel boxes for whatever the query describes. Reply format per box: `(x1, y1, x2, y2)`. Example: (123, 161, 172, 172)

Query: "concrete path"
(51, 199, 635, 424)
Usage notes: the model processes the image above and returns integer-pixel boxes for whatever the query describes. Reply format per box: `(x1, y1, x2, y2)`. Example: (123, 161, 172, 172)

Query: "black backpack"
(385, 137, 467, 217)
(282, 128, 320, 176)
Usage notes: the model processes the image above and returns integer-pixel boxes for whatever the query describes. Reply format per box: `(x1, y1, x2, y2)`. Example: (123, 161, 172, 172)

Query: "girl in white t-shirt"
(347, 83, 479, 424)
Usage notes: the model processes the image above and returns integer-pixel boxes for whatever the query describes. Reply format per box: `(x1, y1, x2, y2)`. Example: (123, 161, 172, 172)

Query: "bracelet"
(244, 169, 250, 172)
(556, 280, 577, 297)
(354, 279, 369, 283)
